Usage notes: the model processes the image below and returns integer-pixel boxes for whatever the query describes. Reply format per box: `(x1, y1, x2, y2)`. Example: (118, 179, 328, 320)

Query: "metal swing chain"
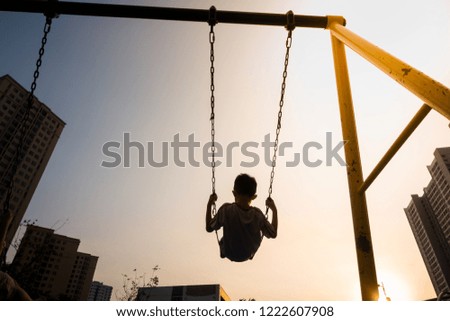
(2, 16, 53, 220)
(266, 13, 295, 218)
(209, 7, 217, 218)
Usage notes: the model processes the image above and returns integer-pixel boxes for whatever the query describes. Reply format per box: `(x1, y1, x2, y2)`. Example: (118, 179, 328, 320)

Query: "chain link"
(208, 7, 219, 245)
(266, 29, 293, 218)
(209, 22, 217, 217)
(2, 17, 53, 222)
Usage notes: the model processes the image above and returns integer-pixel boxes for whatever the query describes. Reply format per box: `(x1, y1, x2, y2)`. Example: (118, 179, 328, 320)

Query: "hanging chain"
(266, 13, 295, 218)
(209, 7, 217, 217)
(2, 17, 53, 220)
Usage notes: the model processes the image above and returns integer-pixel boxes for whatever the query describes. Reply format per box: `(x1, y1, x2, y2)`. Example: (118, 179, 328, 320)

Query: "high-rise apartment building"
(0, 74, 65, 252)
(11, 225, 98, 300)
(404, 147, 450, 296)
(88, 281, 113, 301)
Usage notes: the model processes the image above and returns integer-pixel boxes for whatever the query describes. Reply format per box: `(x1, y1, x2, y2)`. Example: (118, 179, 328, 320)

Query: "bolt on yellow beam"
(327, 16, 450, 120)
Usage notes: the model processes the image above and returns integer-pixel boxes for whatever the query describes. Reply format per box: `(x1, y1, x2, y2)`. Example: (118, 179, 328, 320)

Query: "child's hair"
(234, 174, 257, 197)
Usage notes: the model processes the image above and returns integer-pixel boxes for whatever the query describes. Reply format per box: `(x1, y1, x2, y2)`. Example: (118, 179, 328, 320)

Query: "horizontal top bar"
(0, 1, 343, 29)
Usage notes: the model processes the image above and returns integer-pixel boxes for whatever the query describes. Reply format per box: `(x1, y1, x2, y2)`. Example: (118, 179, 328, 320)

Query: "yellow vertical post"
(330, 30, 379, 300)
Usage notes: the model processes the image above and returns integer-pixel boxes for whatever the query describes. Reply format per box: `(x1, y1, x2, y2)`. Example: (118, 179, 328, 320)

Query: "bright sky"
(1, 0, 449, 300)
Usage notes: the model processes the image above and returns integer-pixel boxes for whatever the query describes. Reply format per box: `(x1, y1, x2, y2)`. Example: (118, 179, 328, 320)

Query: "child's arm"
(205, 193, 218, 233)
(265, 197, 278, 237)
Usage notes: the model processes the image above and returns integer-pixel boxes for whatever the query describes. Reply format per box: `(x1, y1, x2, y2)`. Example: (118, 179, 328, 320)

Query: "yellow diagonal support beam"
(327, 17, 450, 120)
(360, 104, 432, 193)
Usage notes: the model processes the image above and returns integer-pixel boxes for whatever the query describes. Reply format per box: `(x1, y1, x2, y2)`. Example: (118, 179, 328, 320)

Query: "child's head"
(233, 174, 257, 198)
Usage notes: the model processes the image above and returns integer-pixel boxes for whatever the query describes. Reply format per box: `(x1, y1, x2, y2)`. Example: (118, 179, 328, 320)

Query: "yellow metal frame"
(327, 16, 450, 300)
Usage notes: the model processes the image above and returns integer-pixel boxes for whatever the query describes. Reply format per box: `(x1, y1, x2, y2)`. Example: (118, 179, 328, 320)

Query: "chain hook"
(45, 0, 60, 20)
(285, 11, 295, 49)
(285, 10, 296, 32)
(208, 6, 217, 28)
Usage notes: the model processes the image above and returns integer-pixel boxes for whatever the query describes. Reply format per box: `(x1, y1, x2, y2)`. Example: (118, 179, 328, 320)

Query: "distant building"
(136, 284, 231, 301)
(11, 225, 98, 300)
(0, 74, 65, 254)
(88, 281, 113, 301)
(404, 147, 450, 296)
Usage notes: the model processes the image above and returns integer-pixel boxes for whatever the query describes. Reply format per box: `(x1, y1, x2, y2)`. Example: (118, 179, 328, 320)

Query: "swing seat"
(216, 219, 263, 263)
(219, 237, 258, 262)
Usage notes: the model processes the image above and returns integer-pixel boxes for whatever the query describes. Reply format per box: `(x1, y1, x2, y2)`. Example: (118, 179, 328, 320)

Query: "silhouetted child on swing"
(206, 174, 278, 262)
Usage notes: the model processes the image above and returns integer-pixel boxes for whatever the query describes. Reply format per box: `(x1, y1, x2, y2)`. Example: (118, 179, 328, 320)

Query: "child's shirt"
(209, 203, 276, 262)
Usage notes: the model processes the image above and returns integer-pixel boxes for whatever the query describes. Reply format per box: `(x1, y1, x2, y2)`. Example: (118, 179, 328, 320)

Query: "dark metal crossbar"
(0, 1, 337, 28)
